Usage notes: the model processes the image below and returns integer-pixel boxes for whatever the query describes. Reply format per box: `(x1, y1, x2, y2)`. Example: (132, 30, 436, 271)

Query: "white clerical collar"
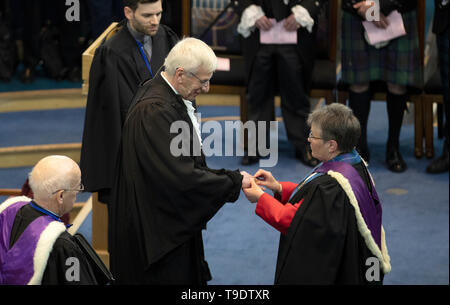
(161, 72, 194, 106)
(161, 72, 202, 145)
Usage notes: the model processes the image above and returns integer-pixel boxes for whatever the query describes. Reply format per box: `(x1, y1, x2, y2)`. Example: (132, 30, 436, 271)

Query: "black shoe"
(426, 154, 449, 174)
(295, 147, 319, 167)
(241, 154, 260, 165)
(386, 147, 407, 173)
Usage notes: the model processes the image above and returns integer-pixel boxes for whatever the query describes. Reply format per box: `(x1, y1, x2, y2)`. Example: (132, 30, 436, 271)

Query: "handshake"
(240, 169, 282, 203)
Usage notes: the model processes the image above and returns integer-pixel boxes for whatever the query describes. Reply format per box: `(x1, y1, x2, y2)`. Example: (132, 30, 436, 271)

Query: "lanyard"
(328, 148, 361, 165)
(29, 201, 72, 229)
(135, 39, 154, 78)
(288, 164, 323, 202)
(288, 149, 361, 202)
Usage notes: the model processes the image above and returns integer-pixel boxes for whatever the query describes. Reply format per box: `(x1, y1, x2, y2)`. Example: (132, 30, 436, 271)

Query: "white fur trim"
(28, 221, 66, 285)
(0, 196, 32, 214)
(327, 170, 391, 274)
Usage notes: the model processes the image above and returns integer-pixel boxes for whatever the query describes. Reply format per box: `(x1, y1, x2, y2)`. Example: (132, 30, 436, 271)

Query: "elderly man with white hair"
(0, 155, 97, 285)
(109, 37, 252, 284)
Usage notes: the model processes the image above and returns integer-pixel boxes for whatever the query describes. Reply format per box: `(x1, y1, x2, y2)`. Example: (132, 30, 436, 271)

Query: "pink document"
(216, 57, 231, 71)
(260, 18, 297, 45)
(362, 10, 406, 45)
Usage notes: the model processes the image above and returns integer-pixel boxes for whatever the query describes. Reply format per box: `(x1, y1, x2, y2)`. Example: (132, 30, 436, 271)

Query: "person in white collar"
(235, 0, 328, 166)
(109, 37, 252, 284)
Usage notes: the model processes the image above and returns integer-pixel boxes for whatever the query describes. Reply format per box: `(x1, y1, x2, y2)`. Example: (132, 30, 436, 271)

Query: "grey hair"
(28, 155, 79, 201)
(307, 103, 361, 153)
(164, 37, 217, 76)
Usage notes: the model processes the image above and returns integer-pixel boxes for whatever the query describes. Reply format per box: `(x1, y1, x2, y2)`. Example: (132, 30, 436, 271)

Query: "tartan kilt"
(341, 10, 423, 89)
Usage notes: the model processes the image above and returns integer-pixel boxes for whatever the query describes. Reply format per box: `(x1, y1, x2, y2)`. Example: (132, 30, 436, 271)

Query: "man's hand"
(373, 13, 389, 28)
(242, 178, 265, 203)
(253, 169, 281, 194)
(284, 14, 300, 32)
(241, 171, 253, 189)
(353, 1, 389, 28)
(255, 16, 274, 31)
(353, 1, 375, 19)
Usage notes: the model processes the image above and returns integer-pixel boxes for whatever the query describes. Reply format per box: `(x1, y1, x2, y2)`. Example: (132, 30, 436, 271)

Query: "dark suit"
(236, 0, 327, 154)
(80, 20, 178, 203)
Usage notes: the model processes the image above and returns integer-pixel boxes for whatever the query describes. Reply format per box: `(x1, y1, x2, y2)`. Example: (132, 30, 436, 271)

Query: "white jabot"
(291, 5, 314, 33)
(237, 5, 265, 38)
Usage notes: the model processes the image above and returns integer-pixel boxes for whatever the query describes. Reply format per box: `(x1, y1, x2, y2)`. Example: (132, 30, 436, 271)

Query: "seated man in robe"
(0, 155, 98, 285)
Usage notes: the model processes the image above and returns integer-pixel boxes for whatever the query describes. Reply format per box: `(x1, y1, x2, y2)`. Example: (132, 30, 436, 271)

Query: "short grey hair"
(164, 37, 217, 76)
(307, 103, 361, 153)
(28, 155, 79, 201)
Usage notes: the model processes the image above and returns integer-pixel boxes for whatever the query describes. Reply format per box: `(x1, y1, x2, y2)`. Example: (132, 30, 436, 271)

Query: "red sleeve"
(255, 193, 304, 235)
(275, 181, 299, 203)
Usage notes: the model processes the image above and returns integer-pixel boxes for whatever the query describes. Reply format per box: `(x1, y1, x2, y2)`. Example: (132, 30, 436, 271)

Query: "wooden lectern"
(81, 22, 120, 268)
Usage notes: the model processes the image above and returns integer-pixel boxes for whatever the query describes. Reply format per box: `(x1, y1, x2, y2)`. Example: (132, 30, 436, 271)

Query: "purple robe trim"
(0, 201, 55, 285)
(316, 161, 383, 249)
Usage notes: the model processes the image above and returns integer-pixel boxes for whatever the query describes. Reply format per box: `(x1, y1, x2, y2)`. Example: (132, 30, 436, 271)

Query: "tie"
(143, 36, 152, 62)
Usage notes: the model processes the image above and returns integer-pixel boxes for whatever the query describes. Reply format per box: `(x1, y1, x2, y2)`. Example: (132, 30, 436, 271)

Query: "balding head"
(28, 155, 81, 215)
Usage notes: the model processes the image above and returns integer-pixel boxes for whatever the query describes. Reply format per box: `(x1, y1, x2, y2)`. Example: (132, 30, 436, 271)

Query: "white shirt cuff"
(291, 5, 314, 33)
(237, 5, 265, 38)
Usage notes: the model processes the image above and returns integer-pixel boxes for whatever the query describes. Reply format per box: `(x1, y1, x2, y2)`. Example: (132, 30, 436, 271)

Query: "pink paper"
(260, 18, 297, 45)
(362, 10, 406, 45)
(216, 57, 231, 71)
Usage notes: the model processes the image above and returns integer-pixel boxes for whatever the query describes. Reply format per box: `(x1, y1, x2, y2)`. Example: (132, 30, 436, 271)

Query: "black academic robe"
(235, 0, 327, 91)
(108, 72, 243, 284)
(275, 162, 385, 285)
(10, 204, 98, 285)
(80, 20, 178, 203)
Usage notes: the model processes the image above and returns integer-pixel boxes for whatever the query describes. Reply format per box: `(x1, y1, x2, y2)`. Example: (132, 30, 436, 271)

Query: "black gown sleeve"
(131, 101, 243, 225)
(80, 45, 137, 196)
(41, 232, 98, 285)
(276, 178, 353, 284)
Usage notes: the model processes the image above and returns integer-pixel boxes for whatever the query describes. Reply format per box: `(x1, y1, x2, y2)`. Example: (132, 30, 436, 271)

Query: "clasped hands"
(240, 169, 282, 203)
(255, 14, 300, 32)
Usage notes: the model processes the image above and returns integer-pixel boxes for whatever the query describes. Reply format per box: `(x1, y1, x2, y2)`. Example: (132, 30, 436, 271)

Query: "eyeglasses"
(52, 183, 85, 195)
(188, 71, 210, 88)
(308, 130, 323, 140)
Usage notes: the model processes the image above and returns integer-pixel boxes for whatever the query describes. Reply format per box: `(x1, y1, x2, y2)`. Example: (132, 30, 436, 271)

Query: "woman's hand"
(242, 178, 265, 203)
(253, 169, 282, 194)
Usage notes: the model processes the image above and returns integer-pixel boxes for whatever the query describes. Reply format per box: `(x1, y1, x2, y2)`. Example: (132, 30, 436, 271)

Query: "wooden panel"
(0, 143, 81, 168)
(0, 189, 22, 196)
(82, 22, 119, 96)
(92, 192, 110, 268)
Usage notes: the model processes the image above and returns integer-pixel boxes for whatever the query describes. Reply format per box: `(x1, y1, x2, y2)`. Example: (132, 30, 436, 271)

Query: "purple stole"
(0, 201, 61, 285)
(316, 161, 383, 249)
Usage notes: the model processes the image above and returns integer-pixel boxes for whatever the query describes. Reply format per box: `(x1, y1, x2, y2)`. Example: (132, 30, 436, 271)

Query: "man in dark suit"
(80, 0, 178, 204)
(236, 0, 327, 166)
